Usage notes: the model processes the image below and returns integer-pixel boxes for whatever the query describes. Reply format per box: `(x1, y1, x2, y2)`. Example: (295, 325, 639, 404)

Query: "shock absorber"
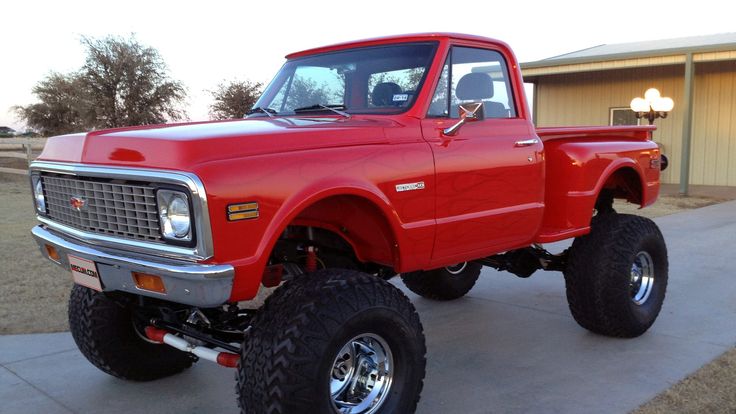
(305, 246, 318, 273)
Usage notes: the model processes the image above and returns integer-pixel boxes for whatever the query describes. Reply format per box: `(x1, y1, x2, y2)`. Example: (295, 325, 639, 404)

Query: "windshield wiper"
(246, 107, 277, 118)
(293, 104, 351, 118)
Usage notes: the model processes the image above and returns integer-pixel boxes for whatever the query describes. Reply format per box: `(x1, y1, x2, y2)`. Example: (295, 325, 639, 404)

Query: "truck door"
(420, 46, 545, 263)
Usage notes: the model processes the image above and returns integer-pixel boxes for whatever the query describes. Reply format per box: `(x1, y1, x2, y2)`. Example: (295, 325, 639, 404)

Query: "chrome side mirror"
(442, 102, 485, 136)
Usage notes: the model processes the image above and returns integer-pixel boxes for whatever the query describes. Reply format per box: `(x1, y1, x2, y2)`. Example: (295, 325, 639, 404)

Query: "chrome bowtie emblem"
(70, 196, 87, 212)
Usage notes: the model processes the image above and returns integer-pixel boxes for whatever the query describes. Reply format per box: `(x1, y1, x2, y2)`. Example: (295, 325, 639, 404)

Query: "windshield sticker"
(392, 94, 409, 102)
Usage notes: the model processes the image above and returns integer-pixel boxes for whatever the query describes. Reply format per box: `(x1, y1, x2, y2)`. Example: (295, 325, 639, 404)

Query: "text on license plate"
(68, 254, 102, 292)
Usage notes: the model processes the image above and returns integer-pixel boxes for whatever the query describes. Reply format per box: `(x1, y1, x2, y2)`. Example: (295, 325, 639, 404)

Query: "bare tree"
(15, 34, 187, 136)
(80, 35, 186, 127)
(208, 80, 262, 119)
(13, 72, 92, 136)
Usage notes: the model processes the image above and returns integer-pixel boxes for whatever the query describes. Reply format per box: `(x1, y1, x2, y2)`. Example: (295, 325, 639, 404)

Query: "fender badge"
(395, 181, 425, 192)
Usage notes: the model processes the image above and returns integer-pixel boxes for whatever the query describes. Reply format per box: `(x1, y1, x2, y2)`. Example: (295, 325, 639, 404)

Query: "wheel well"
(283, 195, 398, 269)
(598, 167, 643, 210)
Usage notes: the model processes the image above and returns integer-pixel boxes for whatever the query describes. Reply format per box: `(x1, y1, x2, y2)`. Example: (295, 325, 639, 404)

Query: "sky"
(2, 0, 734, 131)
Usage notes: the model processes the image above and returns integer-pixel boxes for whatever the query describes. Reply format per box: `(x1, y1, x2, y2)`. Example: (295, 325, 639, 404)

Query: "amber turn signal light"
(227, 202, 259, 221)
(45, 244, 60, 263)
(133, 272, 166, 293)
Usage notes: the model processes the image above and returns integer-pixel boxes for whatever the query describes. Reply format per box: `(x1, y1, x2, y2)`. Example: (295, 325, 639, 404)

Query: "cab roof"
(285, 33, 508, 59)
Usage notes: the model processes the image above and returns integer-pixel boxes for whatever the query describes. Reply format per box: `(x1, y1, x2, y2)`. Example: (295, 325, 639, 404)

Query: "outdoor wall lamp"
(630, 88, 674, 125)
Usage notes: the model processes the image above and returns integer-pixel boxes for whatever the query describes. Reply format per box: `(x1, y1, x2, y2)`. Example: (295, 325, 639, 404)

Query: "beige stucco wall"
(689, 61, 736, 186)
(530, 61, 736, 186)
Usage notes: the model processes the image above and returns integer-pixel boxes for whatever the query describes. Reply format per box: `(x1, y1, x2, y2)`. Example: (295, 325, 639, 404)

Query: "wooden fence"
(0, 138, 47, 175)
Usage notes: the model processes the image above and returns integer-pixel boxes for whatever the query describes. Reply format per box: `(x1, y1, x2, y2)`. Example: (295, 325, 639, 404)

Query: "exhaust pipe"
(145, 326, 240, 368)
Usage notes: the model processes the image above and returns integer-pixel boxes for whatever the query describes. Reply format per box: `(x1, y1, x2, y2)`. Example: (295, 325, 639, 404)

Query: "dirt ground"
(1, 170, 734, 412)
(0, 158, 28, 171)
(633, 347, 736, 414)
(0, 174, 71, 334)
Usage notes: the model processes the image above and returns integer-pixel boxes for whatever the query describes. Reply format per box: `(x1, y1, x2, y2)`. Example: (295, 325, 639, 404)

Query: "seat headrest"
(456, 73, 494, 101)
(371, 82, 402, 106)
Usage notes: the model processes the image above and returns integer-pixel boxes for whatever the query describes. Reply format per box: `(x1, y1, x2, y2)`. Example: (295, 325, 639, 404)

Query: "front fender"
(226, 180, 404, 301)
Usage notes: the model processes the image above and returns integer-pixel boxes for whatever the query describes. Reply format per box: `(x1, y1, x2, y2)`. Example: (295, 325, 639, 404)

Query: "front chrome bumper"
(32, 225, 234, 307)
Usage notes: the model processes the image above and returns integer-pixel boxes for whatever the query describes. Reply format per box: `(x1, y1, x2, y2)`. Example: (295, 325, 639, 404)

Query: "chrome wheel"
(330, 333, 394, 414)
(630, 251, 655, 305)
(445, 262, 468, 275)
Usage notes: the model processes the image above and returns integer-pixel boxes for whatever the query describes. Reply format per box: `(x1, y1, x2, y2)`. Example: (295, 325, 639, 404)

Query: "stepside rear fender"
(536, 139, 660, 243)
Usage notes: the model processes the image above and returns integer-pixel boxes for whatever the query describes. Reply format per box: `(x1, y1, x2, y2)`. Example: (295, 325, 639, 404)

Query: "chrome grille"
(41, 174, 162, 242)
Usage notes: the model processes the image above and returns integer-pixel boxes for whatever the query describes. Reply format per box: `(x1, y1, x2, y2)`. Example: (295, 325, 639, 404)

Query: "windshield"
(252, 42, 438, 116)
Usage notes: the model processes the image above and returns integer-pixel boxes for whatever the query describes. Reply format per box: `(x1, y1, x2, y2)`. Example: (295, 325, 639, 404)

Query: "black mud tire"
(236, 269, 426, 414)
(68, 285, 194, 381)
(400, 262, 482, 300)
(564, 213, 668, 338)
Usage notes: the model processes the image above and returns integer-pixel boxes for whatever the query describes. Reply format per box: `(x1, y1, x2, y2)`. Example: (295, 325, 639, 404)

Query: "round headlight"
(167, 196, 191, 238)
(157, 190, 192, 241)
(34, 178, 46, 213)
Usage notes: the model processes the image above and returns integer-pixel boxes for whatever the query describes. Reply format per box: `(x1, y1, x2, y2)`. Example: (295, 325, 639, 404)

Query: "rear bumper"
(32, 225, 234, 307)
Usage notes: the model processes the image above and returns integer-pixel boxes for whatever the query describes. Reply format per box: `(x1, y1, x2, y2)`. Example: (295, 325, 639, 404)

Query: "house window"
(610, 107, 640, 126)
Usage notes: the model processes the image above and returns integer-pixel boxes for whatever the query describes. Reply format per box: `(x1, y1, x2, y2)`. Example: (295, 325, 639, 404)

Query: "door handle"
(514, 138, 539, 147)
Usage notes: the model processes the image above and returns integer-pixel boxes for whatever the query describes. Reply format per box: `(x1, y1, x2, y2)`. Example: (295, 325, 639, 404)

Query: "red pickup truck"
(30, 33, 668, 413)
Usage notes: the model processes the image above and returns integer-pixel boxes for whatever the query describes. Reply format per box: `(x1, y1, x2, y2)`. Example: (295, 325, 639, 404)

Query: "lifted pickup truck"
(30, 33, 668, 413)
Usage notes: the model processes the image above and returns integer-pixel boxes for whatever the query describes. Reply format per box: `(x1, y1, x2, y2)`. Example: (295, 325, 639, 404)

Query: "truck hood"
(37, 117, 397, 170)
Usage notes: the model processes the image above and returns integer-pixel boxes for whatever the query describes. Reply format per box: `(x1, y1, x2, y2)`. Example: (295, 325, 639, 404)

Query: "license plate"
(69, 255, 103, 292)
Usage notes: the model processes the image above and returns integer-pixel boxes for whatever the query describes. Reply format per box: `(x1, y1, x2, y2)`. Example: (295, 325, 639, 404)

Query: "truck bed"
(536, 125, 657, 142)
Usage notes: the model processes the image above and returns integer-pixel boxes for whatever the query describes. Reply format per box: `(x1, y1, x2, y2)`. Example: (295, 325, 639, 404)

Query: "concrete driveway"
(2, 201, 735, 413)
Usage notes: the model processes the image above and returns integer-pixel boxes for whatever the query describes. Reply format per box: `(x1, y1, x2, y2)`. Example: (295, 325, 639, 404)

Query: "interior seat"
(371, 82, 402, 107)
(455, 73, 508, 118)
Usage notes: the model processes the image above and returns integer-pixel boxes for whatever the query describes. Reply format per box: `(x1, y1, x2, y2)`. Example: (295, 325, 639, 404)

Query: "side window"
(427, 58, 450, 117)
(610, 107, 640, 126)
(428, 47, 517, 119)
